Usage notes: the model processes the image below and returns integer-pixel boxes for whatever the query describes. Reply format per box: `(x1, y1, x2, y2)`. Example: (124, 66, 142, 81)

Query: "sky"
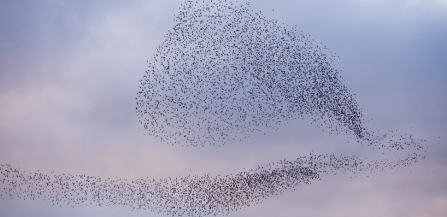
(0, 0, 446, 216)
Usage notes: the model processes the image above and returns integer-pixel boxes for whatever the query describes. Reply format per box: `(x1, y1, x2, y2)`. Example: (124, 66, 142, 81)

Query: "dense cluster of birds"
(135, 0, 423, 152)
(138, 0, 356, 147)
(1, 0, 427, 216)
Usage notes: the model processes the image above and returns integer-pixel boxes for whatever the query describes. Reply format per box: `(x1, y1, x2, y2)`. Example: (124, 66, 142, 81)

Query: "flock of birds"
(0, 153, 422, 216)
(1, 0, 427, 216)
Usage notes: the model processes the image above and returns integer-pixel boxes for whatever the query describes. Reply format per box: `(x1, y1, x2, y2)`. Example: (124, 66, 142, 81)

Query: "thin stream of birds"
(0, 152, 422, 216)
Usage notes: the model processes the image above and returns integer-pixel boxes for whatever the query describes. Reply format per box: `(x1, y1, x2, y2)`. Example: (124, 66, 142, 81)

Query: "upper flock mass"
(1, 0, 426, 216)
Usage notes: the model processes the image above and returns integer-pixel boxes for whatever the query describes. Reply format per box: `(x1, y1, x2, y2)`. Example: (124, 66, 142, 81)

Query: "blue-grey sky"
(1, 0, 446, 216)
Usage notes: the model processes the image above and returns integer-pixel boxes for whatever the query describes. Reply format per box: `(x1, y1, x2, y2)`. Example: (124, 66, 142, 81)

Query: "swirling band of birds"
(1, 0, 427, 216)
(0, 153, 422, 216)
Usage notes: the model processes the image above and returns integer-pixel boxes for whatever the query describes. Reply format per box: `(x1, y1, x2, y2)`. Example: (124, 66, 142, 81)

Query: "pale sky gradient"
(1, 0, 446, 216)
